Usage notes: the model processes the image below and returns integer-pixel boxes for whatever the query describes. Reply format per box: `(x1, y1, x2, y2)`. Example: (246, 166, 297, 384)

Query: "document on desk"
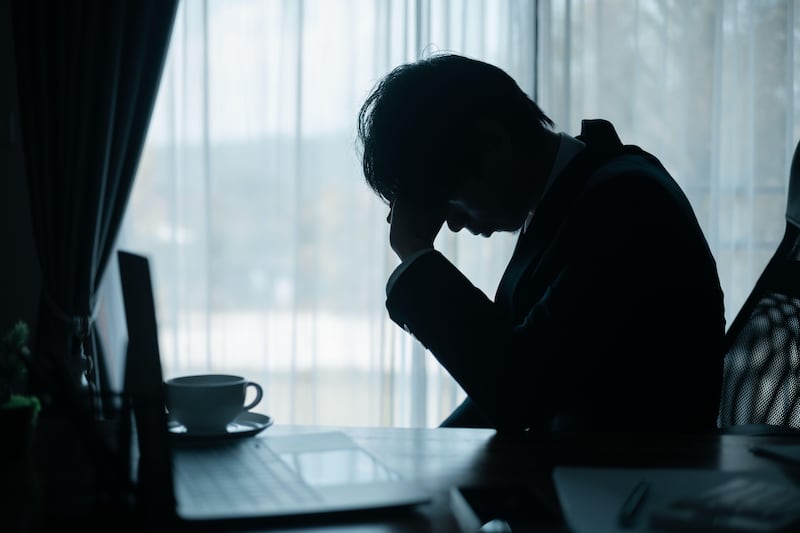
(552, 466, 796, 533)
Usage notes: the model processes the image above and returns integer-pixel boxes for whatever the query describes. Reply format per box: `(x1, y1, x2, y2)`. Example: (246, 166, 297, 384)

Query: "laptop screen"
(116, 250, 431, 524)
(117, 250, 176, 517)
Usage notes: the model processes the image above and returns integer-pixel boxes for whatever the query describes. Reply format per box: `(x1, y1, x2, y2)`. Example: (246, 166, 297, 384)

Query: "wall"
(0, 0, 42, 336)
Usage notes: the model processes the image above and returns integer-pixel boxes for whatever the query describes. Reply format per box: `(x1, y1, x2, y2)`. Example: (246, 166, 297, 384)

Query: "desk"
(234, 425, 800, 532)
(22, 423, 800, 532)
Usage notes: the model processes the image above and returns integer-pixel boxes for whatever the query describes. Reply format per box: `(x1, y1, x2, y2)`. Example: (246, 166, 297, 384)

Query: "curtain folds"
(12, 0, 178, 413)
(120, 0, 533, 428)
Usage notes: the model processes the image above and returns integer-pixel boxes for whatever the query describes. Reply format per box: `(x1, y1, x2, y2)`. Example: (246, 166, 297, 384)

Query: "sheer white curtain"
(538, 0, 800, 324)
(111, 0, 800, 428)
(114, 0, 534, 427)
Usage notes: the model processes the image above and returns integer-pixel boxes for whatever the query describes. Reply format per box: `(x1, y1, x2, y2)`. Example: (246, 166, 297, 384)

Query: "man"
(357, 54, 725, 433)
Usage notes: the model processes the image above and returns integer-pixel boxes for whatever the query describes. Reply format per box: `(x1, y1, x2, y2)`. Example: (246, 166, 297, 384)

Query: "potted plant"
(0, 320, 41, 456)
(0, 320, 42, 533)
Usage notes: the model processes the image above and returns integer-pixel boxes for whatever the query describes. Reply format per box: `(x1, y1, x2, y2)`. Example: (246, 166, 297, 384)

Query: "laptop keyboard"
(172, 439, 323, 512)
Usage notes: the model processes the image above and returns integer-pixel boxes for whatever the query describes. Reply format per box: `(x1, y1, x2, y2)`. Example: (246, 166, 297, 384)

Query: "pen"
(617, 480, 649, 528)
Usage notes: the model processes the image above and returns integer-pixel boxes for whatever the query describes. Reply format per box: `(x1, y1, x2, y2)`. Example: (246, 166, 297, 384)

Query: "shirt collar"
(523, 132, 586, 233)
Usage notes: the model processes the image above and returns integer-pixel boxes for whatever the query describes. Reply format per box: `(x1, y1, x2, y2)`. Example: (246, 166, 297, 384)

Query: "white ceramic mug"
(164, 374, 263, 433)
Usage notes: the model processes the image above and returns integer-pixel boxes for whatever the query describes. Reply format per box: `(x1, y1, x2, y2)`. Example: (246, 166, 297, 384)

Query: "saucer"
(168, 412, 273, 441)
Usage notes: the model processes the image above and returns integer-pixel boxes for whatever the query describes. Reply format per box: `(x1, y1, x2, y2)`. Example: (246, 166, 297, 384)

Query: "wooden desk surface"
(239, 424, 800, 533)
(20, 421, 800, 532)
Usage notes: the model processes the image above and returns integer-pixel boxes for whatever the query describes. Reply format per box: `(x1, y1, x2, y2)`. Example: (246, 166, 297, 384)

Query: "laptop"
(116, 250, 431, 526)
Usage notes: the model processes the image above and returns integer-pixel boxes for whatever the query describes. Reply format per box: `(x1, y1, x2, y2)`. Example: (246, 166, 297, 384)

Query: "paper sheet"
(552, 466, 793, 533)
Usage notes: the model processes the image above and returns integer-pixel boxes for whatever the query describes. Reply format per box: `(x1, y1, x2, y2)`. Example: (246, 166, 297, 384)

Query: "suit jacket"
(386, 119, 725, 432)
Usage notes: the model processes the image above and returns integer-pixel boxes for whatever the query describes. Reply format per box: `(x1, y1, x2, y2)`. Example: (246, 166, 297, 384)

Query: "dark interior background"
(0, 0, 41, 339)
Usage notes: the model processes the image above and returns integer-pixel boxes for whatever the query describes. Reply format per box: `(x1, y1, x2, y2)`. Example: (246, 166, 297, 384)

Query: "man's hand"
(388, 194, 447, 260)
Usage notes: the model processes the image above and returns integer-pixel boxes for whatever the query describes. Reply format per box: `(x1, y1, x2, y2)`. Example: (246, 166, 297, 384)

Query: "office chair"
(717, 138, 800, 434)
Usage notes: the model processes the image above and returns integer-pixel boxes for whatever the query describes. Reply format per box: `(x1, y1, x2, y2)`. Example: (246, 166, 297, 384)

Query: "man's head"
(357, 54, 555, 235)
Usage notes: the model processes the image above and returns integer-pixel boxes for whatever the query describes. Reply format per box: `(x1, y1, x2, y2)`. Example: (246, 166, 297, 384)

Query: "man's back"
(518, 143, 724, 431)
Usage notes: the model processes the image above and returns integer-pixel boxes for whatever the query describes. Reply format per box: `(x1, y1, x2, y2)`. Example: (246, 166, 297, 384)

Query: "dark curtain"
(11, 0, 178, 415)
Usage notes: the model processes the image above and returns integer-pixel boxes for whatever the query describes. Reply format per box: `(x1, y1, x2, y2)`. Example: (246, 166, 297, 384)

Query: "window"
(118, 0, 533, 427)
(114, 0, 800, 427)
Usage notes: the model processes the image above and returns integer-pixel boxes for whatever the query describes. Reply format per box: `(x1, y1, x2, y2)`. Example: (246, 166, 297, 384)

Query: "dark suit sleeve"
(387, 250, 579, 431)
(386, 170, 722, 432)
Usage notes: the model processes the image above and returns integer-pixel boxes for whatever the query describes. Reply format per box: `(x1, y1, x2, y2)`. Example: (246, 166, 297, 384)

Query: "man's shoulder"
(573, 120, 672, 184)
(582, 152, 688, 213)
(576, 119, 623, 150)
(577, 120, 667, 174)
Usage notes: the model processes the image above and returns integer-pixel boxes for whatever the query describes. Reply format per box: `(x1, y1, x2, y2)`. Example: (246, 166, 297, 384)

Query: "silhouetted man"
(357, 54, 725, 433)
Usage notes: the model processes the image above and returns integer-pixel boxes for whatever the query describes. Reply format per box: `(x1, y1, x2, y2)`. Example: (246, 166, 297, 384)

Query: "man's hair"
(357, 53, 554, 204)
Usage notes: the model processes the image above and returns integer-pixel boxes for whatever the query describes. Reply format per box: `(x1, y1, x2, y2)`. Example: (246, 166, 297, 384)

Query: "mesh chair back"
(718, 140, 800, 428)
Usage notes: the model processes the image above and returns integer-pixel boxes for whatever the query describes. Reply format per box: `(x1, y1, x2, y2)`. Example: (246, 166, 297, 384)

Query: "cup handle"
(243, 382, 263, 411)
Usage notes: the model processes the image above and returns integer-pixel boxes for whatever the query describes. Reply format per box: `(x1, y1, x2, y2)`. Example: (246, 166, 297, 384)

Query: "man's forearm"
(385, 247, 436, 296)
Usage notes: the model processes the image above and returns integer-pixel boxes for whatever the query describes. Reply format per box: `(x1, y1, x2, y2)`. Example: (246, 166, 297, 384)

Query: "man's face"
(443, 157, 535, 237)
(445, 185, 530, 237)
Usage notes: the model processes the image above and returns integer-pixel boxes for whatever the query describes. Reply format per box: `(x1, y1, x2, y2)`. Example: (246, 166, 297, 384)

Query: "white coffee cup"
(164, 374, 263, 433)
